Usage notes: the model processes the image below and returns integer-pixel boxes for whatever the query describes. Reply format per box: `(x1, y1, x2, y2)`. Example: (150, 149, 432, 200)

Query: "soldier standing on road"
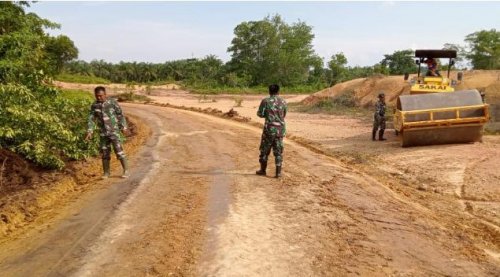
(372, 93, 387, 141)
(85, 86, 130, 178)
(256, 84, 288, 178)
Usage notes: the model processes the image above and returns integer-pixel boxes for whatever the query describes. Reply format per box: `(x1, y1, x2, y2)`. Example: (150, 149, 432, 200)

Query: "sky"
(28, 1, 500, 66)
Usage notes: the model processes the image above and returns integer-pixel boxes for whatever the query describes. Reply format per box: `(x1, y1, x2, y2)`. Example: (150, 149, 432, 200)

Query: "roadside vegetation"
(56, 73, 111, 84)
(0, 2, 99, 169)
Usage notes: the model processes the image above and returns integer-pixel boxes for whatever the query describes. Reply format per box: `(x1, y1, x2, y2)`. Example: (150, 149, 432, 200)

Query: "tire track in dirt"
(161, 105, 499, 276)
(0, 103, 498, 276)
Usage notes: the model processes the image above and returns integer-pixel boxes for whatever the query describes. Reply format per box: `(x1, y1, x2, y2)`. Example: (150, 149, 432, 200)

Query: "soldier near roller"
(372, 93, 387, 141)
(256, 84, 288, 178)
(395, 49, 489, 147)
(85, 86, 130, 178)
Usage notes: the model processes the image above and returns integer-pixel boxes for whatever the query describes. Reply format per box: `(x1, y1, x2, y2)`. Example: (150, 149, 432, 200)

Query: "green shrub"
(0, 84, 99, 169)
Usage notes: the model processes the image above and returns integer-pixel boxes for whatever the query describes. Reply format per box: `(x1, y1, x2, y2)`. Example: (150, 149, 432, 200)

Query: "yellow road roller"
(394, 49, 490, 147)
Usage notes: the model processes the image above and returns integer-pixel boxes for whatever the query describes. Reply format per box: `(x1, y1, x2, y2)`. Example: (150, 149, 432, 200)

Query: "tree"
(327, 52, 348, 85)
(0, 1, 79, 82)
(227, 14, 319, 86)
(465, 29, 500, 69)
(0, 2, 97, 169)
(45, 35, 79, 74)
(443, 43, 467, 69)
(380, 49, 416, 75)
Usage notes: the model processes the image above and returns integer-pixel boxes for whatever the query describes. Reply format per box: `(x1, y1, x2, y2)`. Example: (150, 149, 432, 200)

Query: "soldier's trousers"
(100, 134, 126, 160)
(259, 133, 284, 167)
(373, 114, 386, 132)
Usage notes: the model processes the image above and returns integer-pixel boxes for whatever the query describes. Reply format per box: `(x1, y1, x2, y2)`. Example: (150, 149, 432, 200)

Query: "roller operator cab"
(394, 49, 490, 147)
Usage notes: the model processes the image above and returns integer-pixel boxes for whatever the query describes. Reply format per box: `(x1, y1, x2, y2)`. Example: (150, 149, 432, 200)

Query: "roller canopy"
(415, 49, 457, 59)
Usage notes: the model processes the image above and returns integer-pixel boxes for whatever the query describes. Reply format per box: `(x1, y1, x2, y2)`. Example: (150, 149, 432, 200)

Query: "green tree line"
(1, 2, 98, 169)
(61, 14, 499, 89)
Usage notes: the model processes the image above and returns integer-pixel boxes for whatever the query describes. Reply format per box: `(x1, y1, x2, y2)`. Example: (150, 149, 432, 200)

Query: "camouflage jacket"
(257, 95, 287, 137)
(375, 100, 386, 117)
(87, 98, 127, 136)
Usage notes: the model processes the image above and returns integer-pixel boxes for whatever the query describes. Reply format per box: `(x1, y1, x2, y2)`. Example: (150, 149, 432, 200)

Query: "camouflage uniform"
(257, 95, 287, 167)
(87, 98, 128, 161)
(372, 99, 386, 140)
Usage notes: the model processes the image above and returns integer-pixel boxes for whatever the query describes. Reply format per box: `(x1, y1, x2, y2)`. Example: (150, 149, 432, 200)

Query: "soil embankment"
(302, 70, 500, 108)
(0, 116, 150, 241)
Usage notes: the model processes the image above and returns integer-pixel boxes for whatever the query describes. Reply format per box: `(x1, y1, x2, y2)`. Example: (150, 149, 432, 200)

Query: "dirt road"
(0, 103, 498, 276)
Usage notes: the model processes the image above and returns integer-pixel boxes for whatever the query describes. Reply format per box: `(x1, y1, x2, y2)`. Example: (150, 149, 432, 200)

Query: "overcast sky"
(29, 1, 500, 66)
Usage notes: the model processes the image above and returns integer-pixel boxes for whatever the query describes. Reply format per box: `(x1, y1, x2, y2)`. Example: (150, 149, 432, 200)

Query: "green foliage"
(44, 35, 78, 75)
(188, 84, 324, 95)
(54, 12, 496, 94)
(62, 56, 223, 85)
(59, 89, 94, 101)
(0, 84, 98, 169)
(0, 2, 78, 82)
(443, 43, 466, 69)
(56, 73, 111, 84)
(227, 15, 319, 86)
(380, 49, 416, 75)
(328, 52, 348, 85)
(0, 2, 97, 169)
(465, 29, 500, 69)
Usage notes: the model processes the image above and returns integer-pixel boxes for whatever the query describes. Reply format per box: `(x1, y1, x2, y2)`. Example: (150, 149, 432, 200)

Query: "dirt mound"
(303, 70, 500, 108)
(0, 149, 45, 198)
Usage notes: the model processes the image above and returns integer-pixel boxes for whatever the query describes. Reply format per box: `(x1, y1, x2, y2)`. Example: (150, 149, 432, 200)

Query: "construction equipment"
(394, 49, 490, 147)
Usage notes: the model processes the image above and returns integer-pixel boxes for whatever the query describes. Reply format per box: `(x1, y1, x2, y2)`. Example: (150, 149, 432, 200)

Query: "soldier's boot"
(372, 129, 377, 141)
(102, 159, 111, 179)
(256, 161, 267, 176)
(120, 158, 130, 178)
(275, 166, 282, 178)
(379, 130, 387, 141)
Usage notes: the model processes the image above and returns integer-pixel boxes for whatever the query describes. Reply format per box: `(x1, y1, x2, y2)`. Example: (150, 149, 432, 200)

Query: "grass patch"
(61, 87, 153, 103)
(59, 89, 94, 101)
(187, 84, 326, 95)
(56, 73, 111, 84)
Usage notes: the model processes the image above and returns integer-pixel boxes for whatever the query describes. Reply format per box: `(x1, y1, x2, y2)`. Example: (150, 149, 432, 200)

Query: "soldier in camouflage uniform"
(256, 84, 287, 178)
(372, 92, 387, 141)
(85, 86, 130, 178)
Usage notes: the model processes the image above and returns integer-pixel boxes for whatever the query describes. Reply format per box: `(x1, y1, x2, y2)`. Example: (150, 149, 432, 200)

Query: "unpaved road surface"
(0, 103, 499, 276)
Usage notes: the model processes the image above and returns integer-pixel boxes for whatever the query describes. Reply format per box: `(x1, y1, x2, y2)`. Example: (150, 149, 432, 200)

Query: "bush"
(234, 96, 243, 107)
(0, 84, 99, 169)
(332, 89, 356, 107)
